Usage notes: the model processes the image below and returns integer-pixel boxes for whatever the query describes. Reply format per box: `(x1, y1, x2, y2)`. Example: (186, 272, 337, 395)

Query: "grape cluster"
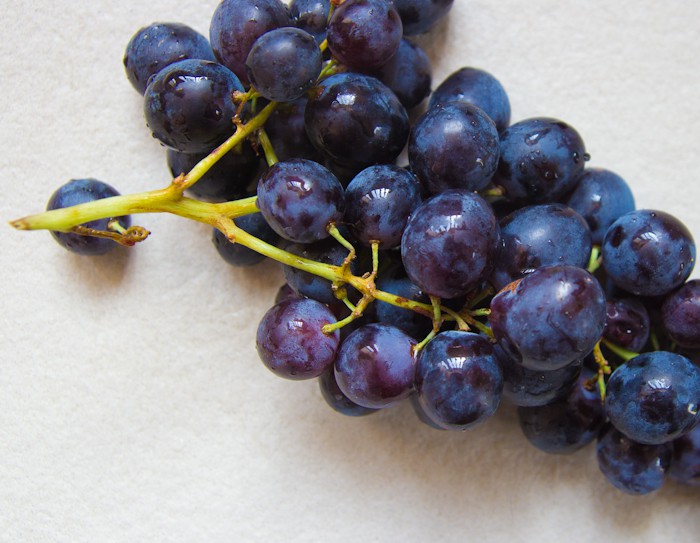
(18, 0, 700, 496)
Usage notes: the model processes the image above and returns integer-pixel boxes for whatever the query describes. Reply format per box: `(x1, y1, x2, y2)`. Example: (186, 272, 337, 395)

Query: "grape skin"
(393, 0, 454, 35)
(661, 280, 700, 348)
(603, 298, 650, 353)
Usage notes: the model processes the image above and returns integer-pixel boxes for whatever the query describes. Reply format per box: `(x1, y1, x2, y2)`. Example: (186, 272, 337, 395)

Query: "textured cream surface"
(1, 1, 699, 541)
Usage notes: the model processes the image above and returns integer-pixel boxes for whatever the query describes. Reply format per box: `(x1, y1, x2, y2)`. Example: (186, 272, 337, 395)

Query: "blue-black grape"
(429, 66, 511, 132)
(290, 0, 331, 46)
(212, 213, 279, 267)
(597, 424, 672, 495)
(327, 0, 402, 70)
(401, 190, 500, 299)
(661, 280, 700, 349)
(344, 165, 422, 249)
(123, 22, 216, 95)
(668, 424, 700, 486)
(374, 275, 432, 340)
(256, 159, 344, 244)
(305, 72, 410, 169)
(334, 323, 416, 409)
(368, 39, 432, 109)
(603, 298, 650, 353)
(166, 142, 259, 201)
(408, 102, 500, 194)
(564, 168, 635, 245)
(517, 367, 604, 454)
(319, 368, 378, 417)
(494, 117, 587, 204)
(209, 0, 291, 84)
(393, 0, 454, 35)
(265, 99, 323, 162)
(46, 179, 131, 256)
(245, 27, 322, 102)
(144, 59, 244, 153)
(605, 351, 700, 445)
(490, 203, 592, 291)
(256, 297, 340, 380)
(415, 331, 503, 430)
(490, 265, 607, 371)
(602, 209, 696, 296)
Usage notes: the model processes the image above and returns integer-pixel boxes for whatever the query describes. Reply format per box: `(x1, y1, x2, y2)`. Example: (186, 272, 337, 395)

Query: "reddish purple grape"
(319, 369, 378, 417)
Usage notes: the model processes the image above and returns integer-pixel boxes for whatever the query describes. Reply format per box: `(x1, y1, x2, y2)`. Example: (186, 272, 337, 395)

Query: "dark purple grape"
(517, 367, 605, 454)
(410, 393, 446, 430)
(605, 351, 700, 445)
(408, 102, 500, 194)
(319, 368, 378, 417)
(334, 323, 416, 408)
(490, 265, 607, 371)
(662, 280, 700, 348)
(256, 159, 344, 243)
(415, 331, 503, 430)
(374, 275, 432, 340)
(327, 0, 402, 70)
(282, 239, 359, 305)
(603, 298, 650, 353)
(597, 425, 672, 495)
(401, 190, 500, 299)
(265, 99, 323, 162)
(209, 0, 291, 84)
(368, 39, 432, 109)
(494, 117, 587, 204)
(495, 344, 583, 408)
(144, 59, 243, 153)
(245, 27, 322, 102)
(256, 297, 339, 380)
(393, 0, 454, 35)
(46, 179, 131, 256)
(602, 210, 696, 296)
(290, 0, 331, 45)
(305, 72, 410, 169)
(166, 142, 259, 201)
(275, 283, 301, 304)
(669, 424, 700, 486)
(123, 22, 216, 95)
(344, 165, 422, 249)
(429, 66, 511, 132)
(490, 204, 592, 291)
(212, 213, 279, 267)
(564, 168, 635, 245)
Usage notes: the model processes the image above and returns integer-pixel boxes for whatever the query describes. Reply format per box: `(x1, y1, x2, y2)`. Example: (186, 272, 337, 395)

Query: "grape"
(490, 265, 607, 371)
(495, 344, 583, 408)
(212, 214, 279, 267)
(166, 143, 259, 201)
(494, 118, 587, 204)
(517, 367, 604, 454)
(668, 424, 700, 486)
(334, 323, 416, 409)
(264, 99, 323, 162)
(603, 298, 650, 353)
(46, 179, 131, 256)
(256, 159, 345, 244)
(327, 0, 402, 70)
(368, 39, 432, 110)
(319, 368, 378, 417)
(605, 351, 700, 445)
(245, 27, 322, 102)
(564, 168, 636, 245)
(602, 209, 696, 297)
(415, 331, 503, 430)
(209, 0, 291, 84)
(374, 275, 432, 340)
(490, 204, 592, 291)
(408, 102, 500, 194)
(144, 59, 244, 153)
(256, 298, 340, 380)
(305, 72, 410, 168)
(123, 22, 216, 95)
(401, 190, 500, 299)
(661, 279, 700, 349)
(597, 424, 672, 495)
(393, 0, 454, 35)
(344, 165, 422, 249)
(429, 66, 511, 132)
(289, 0, 331, 46)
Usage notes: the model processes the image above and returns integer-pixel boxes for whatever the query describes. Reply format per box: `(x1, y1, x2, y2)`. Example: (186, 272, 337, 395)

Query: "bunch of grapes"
(11, 0, 700, 497)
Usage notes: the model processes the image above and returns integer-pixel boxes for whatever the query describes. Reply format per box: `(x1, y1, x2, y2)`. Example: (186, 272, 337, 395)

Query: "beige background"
(1, 1, 699, 541)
